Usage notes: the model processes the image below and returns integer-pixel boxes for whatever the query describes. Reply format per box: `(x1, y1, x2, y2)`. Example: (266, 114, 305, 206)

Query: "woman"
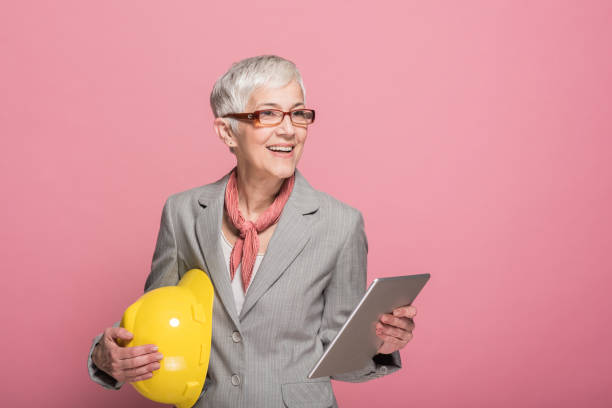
(88, 55, 417, 407)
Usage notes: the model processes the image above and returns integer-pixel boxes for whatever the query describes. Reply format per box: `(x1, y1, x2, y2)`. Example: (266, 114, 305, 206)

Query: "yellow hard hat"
(119, 269, 214, 408)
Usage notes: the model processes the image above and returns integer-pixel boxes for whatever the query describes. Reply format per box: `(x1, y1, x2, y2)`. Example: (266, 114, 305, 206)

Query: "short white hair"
(210, 55, 307, 134)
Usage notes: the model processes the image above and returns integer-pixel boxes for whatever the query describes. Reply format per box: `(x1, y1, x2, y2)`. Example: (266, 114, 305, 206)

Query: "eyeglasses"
(222, 108, 316, 127)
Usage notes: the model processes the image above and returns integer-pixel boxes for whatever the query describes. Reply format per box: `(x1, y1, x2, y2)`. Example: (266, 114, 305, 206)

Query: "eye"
(292, 110, 313, 120)
(259, 110, 279, 117)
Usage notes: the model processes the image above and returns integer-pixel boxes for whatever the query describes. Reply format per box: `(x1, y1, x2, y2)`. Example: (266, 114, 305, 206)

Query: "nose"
(276, 112, 295, 136)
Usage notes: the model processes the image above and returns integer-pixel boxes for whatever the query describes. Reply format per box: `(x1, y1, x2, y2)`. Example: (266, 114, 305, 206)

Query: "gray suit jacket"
(88, 168, 401, 407)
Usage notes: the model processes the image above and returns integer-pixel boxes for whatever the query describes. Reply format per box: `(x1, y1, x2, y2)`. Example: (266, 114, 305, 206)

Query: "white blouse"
(220, 230, 265, 315)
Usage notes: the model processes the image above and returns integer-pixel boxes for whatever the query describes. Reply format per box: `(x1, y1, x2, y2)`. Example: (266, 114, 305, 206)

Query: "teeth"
(268, 146, 293, 152)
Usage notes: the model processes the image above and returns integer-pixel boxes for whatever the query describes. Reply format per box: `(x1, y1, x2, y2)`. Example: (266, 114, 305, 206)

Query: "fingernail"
(156, 353, 164, 359)
(152, 346, 158, 351)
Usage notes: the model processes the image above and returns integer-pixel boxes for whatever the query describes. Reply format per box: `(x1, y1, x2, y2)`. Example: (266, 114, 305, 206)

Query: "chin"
(268, 163, 297, 180)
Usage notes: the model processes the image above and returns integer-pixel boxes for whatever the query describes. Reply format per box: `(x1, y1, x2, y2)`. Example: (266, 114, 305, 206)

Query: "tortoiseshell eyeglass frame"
(222, 108, 316, 127)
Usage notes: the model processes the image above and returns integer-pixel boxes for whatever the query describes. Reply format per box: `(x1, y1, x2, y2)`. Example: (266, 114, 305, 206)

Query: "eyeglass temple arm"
(222, 113, 253, 119)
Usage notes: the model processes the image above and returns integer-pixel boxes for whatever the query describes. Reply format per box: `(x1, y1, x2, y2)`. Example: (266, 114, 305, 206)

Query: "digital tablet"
(307, 274, 430, 379)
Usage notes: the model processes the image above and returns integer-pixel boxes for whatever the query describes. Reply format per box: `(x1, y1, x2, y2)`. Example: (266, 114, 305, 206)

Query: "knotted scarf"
(224, 168, 295, 292)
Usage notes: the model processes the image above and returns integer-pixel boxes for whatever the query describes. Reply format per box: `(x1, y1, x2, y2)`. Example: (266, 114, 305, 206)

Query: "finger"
(378, 329, 413, 346)
(377, 345, 394, 354)
(375, 331, 405, 349)
(128, 372, 154, 383)
(118, 352, 164, 370)
(376, 339, 396, 355)
(117, 344, 161, 359)
(105, 352, 160, 381)
(377, 322, 410, 341)
(393, 305, 417, 318)
(107, 327, 134, 341)
(380, 314, 414, 331)
(124, 361, 161, 380)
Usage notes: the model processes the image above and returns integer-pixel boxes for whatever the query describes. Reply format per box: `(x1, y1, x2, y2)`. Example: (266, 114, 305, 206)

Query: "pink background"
(2, 1, 611, 406)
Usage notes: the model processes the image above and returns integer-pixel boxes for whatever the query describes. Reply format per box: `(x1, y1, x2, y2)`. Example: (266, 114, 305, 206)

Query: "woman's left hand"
(375, 305, 417, 354)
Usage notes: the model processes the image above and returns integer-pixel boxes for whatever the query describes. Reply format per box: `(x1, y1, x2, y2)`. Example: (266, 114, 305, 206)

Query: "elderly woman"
(88, 55, 417, 407)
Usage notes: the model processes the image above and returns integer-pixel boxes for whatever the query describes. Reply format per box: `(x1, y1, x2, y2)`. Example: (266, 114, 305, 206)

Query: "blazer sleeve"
(86, 197, 180, 389)
(87, 321, 123, 390)
(144, 197, 181, 292)
(319, 209, 402, 383)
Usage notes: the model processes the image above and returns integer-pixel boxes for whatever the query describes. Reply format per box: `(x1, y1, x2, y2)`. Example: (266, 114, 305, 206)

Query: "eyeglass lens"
(259, 110, 314, 125)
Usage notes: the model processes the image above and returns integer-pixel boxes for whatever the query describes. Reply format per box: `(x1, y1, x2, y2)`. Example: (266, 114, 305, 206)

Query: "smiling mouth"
(267, 145, 294, 153)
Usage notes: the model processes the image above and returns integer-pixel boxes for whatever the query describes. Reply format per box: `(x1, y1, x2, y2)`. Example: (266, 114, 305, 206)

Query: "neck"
(234, 166, 287, 221)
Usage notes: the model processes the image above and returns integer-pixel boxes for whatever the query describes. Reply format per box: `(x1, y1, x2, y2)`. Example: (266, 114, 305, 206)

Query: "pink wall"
(2, 1, 611, 406)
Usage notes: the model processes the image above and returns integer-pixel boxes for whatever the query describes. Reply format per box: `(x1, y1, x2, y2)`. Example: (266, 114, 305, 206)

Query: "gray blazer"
(88, 168, 401, 407)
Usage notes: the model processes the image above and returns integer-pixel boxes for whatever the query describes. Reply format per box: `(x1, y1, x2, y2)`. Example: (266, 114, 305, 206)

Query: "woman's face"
(220, 80, 308, 180)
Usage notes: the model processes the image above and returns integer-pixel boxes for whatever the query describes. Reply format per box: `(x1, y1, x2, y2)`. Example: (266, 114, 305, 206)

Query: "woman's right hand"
(92, 327, 163, 383)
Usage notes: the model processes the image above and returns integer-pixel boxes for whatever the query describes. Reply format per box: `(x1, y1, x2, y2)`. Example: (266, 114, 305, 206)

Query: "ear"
(213, 118, 237, 149)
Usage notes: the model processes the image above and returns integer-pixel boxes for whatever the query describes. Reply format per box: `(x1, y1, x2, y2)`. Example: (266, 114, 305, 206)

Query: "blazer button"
(231, 374, 241, 386)
(232, 331, 242, 343)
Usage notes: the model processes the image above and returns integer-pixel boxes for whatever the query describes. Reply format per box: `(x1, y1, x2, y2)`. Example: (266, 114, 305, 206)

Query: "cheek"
(255, 130, 274, 147)
(240, 131, 271, 157)
(293, 136, 307, 161)
(297, 133, 308, 151)
(297, 130, 308, 145)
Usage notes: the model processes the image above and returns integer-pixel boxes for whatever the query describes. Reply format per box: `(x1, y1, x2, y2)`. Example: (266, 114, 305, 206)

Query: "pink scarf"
(224, 168, 295, 293)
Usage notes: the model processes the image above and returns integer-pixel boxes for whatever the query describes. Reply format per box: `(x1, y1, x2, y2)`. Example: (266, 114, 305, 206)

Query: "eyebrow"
(255, 102, 305, 109)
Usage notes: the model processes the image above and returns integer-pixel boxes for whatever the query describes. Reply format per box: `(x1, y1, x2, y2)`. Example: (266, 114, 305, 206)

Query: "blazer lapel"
(239, 169, 320, 320)
(195, 172, 242, 330)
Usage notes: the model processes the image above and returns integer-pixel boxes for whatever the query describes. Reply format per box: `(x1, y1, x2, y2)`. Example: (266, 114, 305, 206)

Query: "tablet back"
(308, 274, 430, 379)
